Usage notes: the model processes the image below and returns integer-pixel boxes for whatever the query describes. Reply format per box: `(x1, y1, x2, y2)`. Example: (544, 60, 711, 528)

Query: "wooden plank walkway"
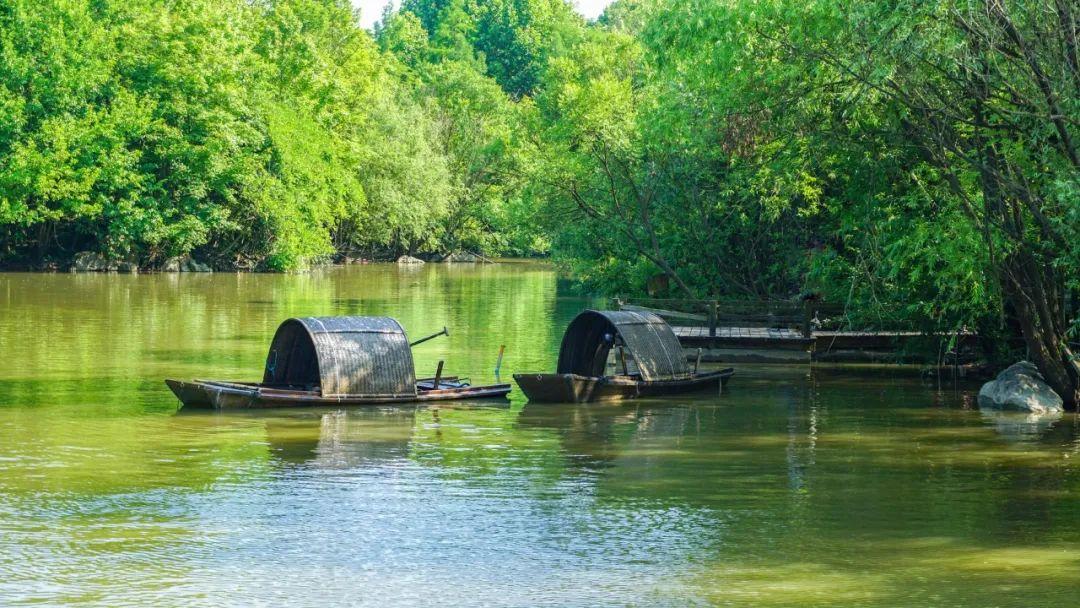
(672, 326, 942, 340)
(620, 300, 981, 364)
(673, 326, 804, 340)
(671, 324, 980, 364)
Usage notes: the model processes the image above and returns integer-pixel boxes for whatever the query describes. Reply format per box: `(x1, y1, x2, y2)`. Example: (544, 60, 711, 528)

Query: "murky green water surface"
(1, 264, 1078, 607)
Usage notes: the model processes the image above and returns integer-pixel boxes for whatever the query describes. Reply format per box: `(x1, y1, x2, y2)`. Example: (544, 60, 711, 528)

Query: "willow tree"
(584, 0, 1078, 402)
(795, 0, 1080, 404)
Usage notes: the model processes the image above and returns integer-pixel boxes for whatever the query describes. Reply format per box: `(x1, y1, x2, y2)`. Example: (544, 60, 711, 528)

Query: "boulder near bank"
(978, 361, 1064, 413)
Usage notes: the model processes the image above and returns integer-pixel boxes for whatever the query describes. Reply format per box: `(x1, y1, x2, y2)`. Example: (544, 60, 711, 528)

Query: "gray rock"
(116, 262, 139, 274)
(397, 255, 425, 265)
(440, 251, 481, 263)
(978, 361, 1064, 413)
(72, 251, 116, 272)
(180, 258, 212, 272)
(162, 255, 211, 272)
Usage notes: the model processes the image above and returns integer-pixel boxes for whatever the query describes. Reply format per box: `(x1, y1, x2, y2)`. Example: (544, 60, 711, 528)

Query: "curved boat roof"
(262, 316, 416, 398)
(556, 310, 689, 381)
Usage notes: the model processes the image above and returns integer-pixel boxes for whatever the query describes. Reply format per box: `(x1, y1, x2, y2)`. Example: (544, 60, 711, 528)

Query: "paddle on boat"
(166, 316, 510, 408)
(514, 309, 733, 403)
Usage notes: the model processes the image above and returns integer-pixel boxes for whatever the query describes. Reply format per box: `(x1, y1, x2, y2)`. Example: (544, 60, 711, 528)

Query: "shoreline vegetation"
(1, 0, 1077, 403)
(3, 249, 519, 273)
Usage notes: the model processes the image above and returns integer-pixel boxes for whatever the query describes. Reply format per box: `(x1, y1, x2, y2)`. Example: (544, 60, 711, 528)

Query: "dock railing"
(612, 297, 986, 366)
(612, 297, 846, 339)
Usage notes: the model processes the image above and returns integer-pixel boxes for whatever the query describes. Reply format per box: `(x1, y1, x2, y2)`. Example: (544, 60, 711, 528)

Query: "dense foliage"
(528, 0, 1078, 401)
(0, 0, 536, 269)
(1, 0, 1077, 398)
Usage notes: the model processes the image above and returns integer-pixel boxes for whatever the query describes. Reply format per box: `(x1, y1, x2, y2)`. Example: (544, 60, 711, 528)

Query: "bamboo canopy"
(263, 317, 417, 398)
(556, 310, 690, 381)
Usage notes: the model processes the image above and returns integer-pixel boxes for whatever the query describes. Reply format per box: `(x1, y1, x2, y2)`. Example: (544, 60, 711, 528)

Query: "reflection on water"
(979, 408, 1065, 444)
(1, 266, 1079, 607)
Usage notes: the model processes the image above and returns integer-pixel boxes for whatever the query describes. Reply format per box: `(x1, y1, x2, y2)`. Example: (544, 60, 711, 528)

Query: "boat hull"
(166, 379, 511, 409)
(513, 368, 734, 403)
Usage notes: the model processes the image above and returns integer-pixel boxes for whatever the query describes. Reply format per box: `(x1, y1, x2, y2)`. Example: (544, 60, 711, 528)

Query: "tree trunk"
(1002, 256, 1080, 408)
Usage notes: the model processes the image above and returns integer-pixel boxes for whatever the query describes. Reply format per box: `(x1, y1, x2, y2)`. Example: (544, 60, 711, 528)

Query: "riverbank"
(1, 250, 545, 274)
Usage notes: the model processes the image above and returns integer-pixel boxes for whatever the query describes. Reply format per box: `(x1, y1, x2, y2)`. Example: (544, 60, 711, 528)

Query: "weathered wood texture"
(617, 299, 981, 365)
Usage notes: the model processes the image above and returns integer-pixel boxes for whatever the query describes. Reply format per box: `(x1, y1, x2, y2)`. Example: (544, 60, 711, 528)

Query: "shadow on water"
(175, 400, 514, 468)
(517, 402, 632, 473)
(176, 406, 422, 467)
(978, 408, 1065, 444)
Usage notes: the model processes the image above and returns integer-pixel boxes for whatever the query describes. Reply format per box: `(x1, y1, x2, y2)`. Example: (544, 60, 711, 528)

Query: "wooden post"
(708, 300, 718, 338)
(694, 348, 702, 374)
(802, 299, 813, 339)
(433, 360, 444, 389)
(494, 345, 505, 381)
(619, 346, 628, 376)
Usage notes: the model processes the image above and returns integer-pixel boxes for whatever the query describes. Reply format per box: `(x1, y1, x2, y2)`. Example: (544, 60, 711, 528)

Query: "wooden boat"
(513, 309, 734, 403)
(166, 316, 510, 409)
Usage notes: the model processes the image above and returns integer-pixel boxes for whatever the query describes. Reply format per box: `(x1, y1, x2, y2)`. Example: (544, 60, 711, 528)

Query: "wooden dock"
(614, 298, 979, 365)
(672, 325, 980, 364)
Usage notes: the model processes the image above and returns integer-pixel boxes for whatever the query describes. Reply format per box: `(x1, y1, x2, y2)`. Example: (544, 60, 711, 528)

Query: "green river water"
(1, 263, 1078, 607)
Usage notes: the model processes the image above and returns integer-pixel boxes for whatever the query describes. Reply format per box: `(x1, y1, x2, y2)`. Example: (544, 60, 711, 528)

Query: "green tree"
(402, 0, 583, 97)
(528, 4, 826, 298)
(794, 0, 1080, 402)
(0, 0, 266, 264)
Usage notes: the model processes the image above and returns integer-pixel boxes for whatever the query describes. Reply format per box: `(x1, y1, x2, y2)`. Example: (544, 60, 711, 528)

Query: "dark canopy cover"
(556, 310, 689, 381)
(263, 317, 416, 397)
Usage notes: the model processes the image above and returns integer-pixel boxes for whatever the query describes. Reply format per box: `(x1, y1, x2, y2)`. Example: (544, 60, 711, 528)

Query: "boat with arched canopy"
(166, 316, 510, 408)
(513, 309, 733, 403)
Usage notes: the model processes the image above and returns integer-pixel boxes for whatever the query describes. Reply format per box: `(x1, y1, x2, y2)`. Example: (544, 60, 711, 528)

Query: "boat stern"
(166, 379, 213, 408)
(513, 373, 599, 403)
(165, 379, 257, 409)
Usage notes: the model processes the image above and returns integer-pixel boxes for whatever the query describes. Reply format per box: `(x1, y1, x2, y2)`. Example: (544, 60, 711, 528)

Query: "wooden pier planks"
(672, 325, 980, 363)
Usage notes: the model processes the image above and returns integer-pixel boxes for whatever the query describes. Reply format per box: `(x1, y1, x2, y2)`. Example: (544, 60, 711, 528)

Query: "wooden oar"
(410, 326, 449, 347)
